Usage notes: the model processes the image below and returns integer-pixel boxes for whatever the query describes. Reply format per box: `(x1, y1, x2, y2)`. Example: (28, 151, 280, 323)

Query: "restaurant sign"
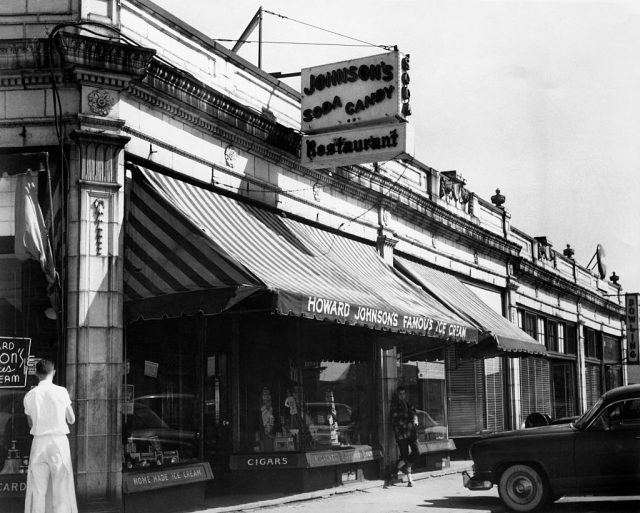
(301, 50, 409, 133)
(626, 293, 639, 364)
(300, 123, 414, 169)
(295, 295, 476, 343)
(0, 337, 31, 388)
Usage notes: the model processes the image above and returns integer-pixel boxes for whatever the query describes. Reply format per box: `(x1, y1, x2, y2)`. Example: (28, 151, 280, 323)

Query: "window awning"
(395, 257, 546, 357)
(124, 164, 478, 344)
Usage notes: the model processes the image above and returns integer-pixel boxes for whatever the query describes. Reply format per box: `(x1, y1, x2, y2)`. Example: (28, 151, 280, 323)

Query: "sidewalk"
(197, 460, 473, 513)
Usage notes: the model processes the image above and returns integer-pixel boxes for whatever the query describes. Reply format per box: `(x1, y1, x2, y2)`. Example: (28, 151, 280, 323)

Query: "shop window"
(397, 350, 448, 442)
(585, 362, 602, 408)
(237, 317, 375, 454)
(0, 259, 58, 475)
(519, 356, 551, 425)
(551, 361, 577, 418)
(484, 357, 504, 432)
(446, 347, 486, 436)
(123, 318, 201, 470)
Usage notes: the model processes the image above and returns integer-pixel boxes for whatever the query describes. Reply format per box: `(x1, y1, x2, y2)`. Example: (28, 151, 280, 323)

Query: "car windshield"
(573, 396, 605, 430)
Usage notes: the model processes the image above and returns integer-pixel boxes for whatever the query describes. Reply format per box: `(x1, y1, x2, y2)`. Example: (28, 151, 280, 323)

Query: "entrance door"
(204, 352, 232, 484)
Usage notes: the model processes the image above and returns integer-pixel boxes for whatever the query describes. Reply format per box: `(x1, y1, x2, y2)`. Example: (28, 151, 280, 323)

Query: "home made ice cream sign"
(0, 337, 31, 388)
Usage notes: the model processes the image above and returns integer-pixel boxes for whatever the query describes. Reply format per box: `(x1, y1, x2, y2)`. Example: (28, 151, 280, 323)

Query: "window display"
(238, 317, 375, 454)
(123, 319, 200, 469)
(0, 257, 58, 480)
(397, 353, 448, 443)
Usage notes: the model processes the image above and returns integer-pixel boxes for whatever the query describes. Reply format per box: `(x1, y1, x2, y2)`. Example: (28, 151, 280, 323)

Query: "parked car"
(463, 384, 640, 512)
(305, 402, 354, 446)
(123, 394, 199, 463)
(415, 409, 447, 440)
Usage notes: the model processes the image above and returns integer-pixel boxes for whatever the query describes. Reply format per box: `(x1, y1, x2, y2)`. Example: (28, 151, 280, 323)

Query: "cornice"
(514, 258, 624, 314)
(136, 59, 300, 156)
(54, 32, 156, 82)
(0, 37, 526, 263)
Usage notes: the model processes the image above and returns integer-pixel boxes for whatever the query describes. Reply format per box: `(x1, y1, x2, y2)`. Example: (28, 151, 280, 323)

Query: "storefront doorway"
(203, 348, 232, 485)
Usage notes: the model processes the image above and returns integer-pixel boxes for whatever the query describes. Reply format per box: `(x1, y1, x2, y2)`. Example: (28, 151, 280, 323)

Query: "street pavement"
(198, 461, 640, 513)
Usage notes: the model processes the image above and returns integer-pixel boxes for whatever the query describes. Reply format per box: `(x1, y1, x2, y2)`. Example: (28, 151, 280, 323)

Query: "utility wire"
(262, 9, 393, 51)
(212, 39, 375, 47)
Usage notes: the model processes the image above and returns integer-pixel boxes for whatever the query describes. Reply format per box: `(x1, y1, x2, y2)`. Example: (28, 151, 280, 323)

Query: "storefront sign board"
(122, 462, 213, 493)
(300, 123, 414, 169)
(0, 337, 31, 388)
(0, 474, 27, 497)
(626, 293, 639, 364)
(292, 295, 476, 343)
(230, 446, 382, 470)
(301, 50, 407, 133)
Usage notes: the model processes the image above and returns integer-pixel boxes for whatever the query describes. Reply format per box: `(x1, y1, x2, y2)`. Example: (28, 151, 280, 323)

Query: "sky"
(152, 0, 640, 296)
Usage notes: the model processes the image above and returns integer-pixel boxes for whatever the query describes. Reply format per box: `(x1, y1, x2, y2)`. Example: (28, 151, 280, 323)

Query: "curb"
(199, 462, 473, 513)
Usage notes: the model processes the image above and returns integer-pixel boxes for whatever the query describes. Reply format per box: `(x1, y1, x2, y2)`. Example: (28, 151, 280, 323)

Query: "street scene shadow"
(421, 496, 640, 512)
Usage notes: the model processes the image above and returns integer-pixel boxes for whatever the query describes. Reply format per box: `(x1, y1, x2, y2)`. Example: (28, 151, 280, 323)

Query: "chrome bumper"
(462, 470, 493, 491)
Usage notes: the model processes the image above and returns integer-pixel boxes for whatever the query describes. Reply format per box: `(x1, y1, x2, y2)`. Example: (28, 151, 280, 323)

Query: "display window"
(237, 316, 376, 454)
(123, 318, 201, 469)
(0, 259, 58, 478)
(396, 348, 448, 443)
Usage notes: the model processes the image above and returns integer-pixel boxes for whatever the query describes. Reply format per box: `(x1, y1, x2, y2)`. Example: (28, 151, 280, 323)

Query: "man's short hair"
(397, 386, 406, 393)
(35, 359, 55, 376)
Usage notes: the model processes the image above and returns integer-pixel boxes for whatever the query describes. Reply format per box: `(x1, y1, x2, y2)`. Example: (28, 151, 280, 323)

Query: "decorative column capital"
(376, 228, 399, 265)
(70, 129, 130, 184)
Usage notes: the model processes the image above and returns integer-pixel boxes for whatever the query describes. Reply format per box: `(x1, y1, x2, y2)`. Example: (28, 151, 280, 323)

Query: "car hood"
(475, 422, 575, 443)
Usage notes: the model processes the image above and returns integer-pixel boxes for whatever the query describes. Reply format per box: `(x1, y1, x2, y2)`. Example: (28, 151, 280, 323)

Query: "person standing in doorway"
(390, 386, 419, 487)
(23, 359, 77, 513)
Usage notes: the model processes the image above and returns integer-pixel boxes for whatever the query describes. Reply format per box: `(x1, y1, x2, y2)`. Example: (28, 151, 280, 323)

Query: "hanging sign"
(0, 337, 31, 388)
(301, 123, 414, 169)
(626, 293, 639, 364)
(301, 50, 411, 133)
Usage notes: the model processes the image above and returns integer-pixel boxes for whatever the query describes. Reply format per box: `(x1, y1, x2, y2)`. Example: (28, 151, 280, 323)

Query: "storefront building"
(0, 1, 626, 512)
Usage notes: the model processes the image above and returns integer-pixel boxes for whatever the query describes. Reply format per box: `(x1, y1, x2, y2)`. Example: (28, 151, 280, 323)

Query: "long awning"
(395, 257, 546, 357)
(124, 164, 478, 343)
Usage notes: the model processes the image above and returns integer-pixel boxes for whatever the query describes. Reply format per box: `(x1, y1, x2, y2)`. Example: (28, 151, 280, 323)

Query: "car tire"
(498, 464, 550, 513)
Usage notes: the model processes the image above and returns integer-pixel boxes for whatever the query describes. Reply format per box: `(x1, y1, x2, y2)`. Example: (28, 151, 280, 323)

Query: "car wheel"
(498, 464, 549, 513)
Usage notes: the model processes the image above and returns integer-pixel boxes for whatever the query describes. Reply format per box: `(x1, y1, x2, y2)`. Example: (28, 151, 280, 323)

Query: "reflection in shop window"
(241, 359, 373, 453)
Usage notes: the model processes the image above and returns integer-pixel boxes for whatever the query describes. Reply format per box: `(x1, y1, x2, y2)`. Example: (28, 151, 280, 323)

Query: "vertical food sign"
(0, 337, 31, 388)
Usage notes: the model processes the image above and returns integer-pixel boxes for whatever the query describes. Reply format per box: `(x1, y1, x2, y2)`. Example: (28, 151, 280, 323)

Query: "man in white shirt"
(23, 359, 77, 513)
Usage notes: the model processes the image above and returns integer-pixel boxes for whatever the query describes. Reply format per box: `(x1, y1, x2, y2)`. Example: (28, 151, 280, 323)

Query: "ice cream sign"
(0, 337, 31, 387)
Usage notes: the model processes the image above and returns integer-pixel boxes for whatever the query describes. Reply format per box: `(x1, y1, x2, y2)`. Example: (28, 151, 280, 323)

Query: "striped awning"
(395, 257, 546, 357)
(124, 164, 477, 343)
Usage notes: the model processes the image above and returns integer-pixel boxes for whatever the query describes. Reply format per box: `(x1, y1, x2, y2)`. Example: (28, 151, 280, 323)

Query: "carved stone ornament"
(93, 198, 105, 255)
(224, 146, 238, 169)
(312, 182, 322, 202)
(88, 89, 115, 117)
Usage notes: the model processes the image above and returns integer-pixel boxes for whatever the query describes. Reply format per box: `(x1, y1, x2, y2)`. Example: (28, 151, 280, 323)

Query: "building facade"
(0, 1, 626, 512)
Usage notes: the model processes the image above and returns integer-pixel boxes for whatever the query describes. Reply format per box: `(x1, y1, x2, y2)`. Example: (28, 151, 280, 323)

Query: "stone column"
(504, 279, 521, 430)
(67, 122, 129, 511)
(52, 31, 154, 511)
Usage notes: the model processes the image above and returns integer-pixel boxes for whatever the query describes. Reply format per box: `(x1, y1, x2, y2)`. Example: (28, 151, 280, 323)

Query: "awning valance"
(124, 164, 477, 344)
(395, 257, 546, 357)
